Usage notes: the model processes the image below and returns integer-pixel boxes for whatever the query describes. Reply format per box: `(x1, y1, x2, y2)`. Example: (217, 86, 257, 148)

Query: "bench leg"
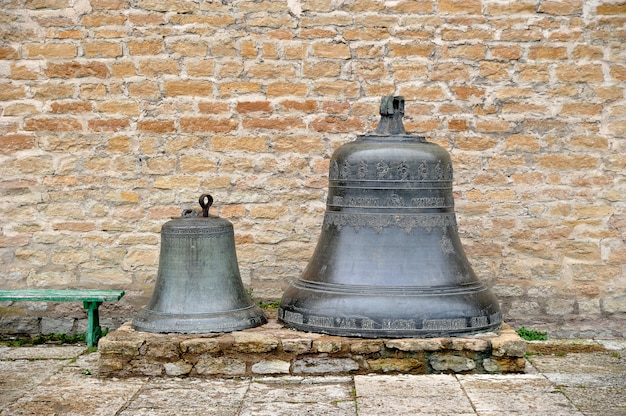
(83, 301, 102, 348)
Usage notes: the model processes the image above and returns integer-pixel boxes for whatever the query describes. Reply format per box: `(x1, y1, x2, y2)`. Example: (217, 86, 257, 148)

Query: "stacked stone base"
(98, 320, 526, 378)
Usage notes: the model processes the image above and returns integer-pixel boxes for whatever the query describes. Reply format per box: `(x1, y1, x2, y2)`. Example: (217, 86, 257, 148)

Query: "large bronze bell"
(279, 96, 502, 338)
(132, 194, 266, 333)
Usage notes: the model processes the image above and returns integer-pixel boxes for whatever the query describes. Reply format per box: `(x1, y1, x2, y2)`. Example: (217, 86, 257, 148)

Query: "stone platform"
(98, 318, 526, 378)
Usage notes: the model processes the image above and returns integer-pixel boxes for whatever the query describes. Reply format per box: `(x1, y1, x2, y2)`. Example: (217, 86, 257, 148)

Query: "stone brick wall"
(1, 0, 625, 337)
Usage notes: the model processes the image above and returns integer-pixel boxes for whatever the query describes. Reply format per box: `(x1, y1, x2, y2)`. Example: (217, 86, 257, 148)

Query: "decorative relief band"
(278, 309, 502, 332)
(162, 227, 232, 238)
(323, 212, 458, 233)
(330, 159, 453, 182)
(328, 195, 454, 209)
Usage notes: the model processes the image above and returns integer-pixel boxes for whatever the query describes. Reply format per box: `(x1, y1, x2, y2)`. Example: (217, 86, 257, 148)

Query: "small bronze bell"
(279, 96, 502, 338)
(132, 194, 266, 333)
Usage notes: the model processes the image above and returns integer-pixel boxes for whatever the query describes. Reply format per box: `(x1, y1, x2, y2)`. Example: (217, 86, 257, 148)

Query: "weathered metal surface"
(132, 194, 266, 334)
(279, 96, 502, 338)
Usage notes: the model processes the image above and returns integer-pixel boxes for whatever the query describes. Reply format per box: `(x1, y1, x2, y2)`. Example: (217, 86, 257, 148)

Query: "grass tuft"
(516, 326, 548, 341)
(0, 332, 87, 347)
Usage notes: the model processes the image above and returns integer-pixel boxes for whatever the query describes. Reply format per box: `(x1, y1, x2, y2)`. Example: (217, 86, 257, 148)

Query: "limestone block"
(450, 337, 490, 352)
(385, 338, 447, 352)
(313, 338, 343, 353)
(196, 357, 246, 376)
(180, 338, 221, 354)
(231, 332, 279, 353)
(367, 358, 424, 373)
(429, 354, 476, 372)
(164, 360, 193, 376)
(491, 326, 526, 358)
(350, 340, 384, 354)
(293, 357, 359, 374)
(144, 337, 180, 360)
(281, 338, 313, 354)
(98, 337, 144, 357)
(482, 357, 527, 373)
(131, 360, 163, 376)
(603, 295, 626, 313)
(251, 360, 291, 374)
(99, 357, 126, 373)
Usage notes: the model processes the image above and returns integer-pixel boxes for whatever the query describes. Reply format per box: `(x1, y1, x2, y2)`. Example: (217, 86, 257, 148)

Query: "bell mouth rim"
(278, 319, 503, 339)
(131, 305, 267, 334)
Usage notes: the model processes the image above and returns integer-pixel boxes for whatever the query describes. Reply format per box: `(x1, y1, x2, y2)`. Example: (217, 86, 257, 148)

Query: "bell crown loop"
(199, 194, 213, 217)
(375, 95, 406, 136)
(179, 193, 215, 218)
(174, 193, 233, 234)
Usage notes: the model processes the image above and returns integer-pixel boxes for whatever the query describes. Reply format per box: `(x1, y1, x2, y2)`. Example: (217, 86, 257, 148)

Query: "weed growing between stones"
(0, 330, 107, 347)
(258, 300, 281, 309)
(516, 327, 548, 341)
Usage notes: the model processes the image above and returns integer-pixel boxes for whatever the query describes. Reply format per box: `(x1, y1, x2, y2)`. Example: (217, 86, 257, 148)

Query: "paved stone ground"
(0, 341, 624, 415)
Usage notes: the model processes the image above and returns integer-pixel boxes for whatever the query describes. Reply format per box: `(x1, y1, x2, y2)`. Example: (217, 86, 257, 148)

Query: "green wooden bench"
(0, 289, 125, 347)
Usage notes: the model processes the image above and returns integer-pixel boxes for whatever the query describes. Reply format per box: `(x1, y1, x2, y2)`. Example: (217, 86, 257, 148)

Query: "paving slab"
(1, 348, 145, 416)
(599, 340, 626, 351)
(241, 377, 356, 416)
(355, 374, 475, 415)
(0, 345, 87, 360)
(0, 359, 68, 413)
(120, 378, 249, 416)
(458, 374, 583, 415)
(528, 351, 626, 415)
(2, 360, 145, 416)
(61, 351, 102, 376)
(558, 386, 626, 416)
(529, 351, 626, 375)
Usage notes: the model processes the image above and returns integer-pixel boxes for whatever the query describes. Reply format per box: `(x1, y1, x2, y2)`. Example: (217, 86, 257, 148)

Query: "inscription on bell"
(308, 315, 334, 328)
(470, 316, 489, 327)
(422, 319, 467, 331)
(361, 319, 377, 329)
(411, 197, 447, 207)
(383, 319, 417, 330)
(336, 317, 358, 329)
(389, 193, 404, 206)
(330, 196, 452, 209)
(283, 310, 304, 324)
